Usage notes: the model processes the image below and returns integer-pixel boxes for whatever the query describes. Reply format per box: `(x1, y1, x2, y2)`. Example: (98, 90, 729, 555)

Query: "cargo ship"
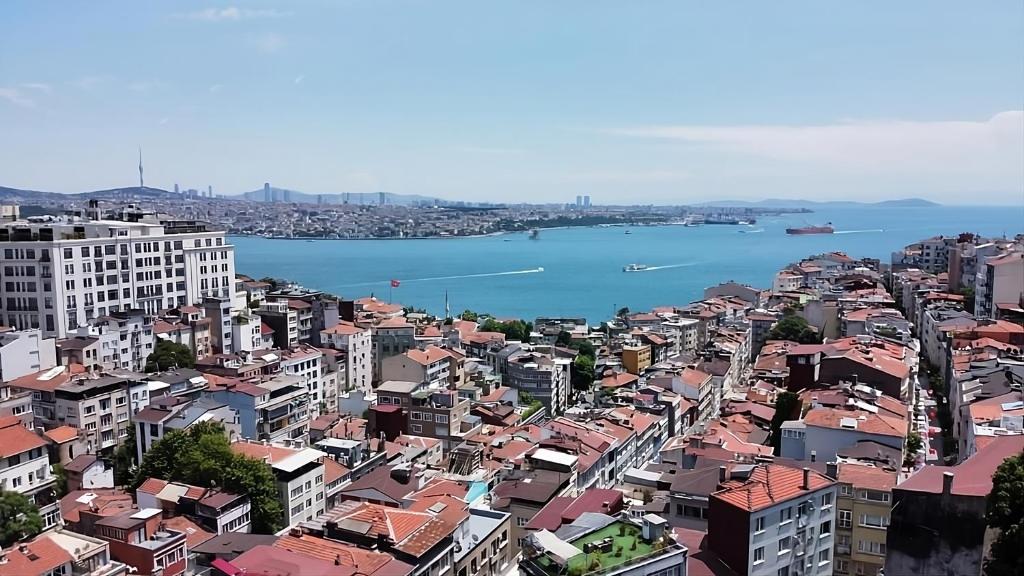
(786, 223, 834, 235)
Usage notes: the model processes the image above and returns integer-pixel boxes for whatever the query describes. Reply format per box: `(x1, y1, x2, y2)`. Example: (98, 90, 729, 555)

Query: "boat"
(624, 230, 632, 235)
(537, 267, 544, 272)
(623, 264, 648, 272)
(529, 229, 540, 240)
(786, 223, 834, 235)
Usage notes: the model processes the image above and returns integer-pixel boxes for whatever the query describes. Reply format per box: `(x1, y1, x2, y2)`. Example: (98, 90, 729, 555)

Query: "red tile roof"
(712, 464, 835, 512)
(233, 545, 352, 576)
(0, 534, 73, 576)
(230, 440, 303, 464)
(163, 515, 216, 548)
(897, 435, 1024, 497)
(836, 463, 898, 492)
(275, 534, 413, 576)
(42, 425, 80, 444)
(0, 419, 46, 458)
(804, 407, 907, 438)
(404, 346, 451, 365)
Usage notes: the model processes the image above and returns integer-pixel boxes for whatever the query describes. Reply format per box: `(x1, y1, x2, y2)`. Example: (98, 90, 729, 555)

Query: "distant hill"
(233, 187, 446, 206)
(697, 197, 941, 208)
(0, 185, 180, 202)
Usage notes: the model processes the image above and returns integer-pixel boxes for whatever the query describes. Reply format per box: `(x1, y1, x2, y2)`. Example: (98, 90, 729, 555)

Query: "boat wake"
(333, 268, 545, 288)
(834, 229, 884, 235)
(634, 262, 700, 272)
(739, 229, 765, 234)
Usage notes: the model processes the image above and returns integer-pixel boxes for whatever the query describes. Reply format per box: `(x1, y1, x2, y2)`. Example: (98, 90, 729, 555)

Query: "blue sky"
(1, 1, 1022, 204)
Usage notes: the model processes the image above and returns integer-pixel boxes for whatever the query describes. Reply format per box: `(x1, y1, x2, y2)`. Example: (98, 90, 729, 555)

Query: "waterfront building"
(0, 209, 235, 338)
(321, 321, 373, 393)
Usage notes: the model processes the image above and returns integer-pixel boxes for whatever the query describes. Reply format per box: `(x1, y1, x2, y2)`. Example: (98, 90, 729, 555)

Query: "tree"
(616, 307, 630, 318)
(460, 310, 479, 321)
(53, 464, 68, 497)
(904, 432, 924, 466)
(770, 391, 801, 454)
(0, 490, 43, 547)
(766, 315, 821, 344)
(571, 339, 596, 360)
(133, 422, 284, 532)
(113, 426, 137, 486)
(572, 355, 596, 391)
(555, 331, 573, 347)
(958, 286, 976, 314)
(145, 339, 196, 372)
(985, 453, 1024, 576)
(481, 318, 532, 342)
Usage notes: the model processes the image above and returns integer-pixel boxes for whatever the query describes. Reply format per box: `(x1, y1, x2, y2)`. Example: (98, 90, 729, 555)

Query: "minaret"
(138, 147, 144, 191)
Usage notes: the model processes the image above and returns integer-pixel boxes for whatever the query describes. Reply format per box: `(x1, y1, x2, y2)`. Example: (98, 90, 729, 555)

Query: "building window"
(778, 536, 791, 555)
(859, 514, 888, 529)
(840, 484, 852, 496)
(779, 507, 792, 524)
(838, 510, 852, 528)
(516, 517, 528, 527)
(755, 516, 765, 533)
(753, 547, 764, 564)
(411, 424, 422, 433)
(818, 548, 831, 565)
(821, 520, 832, 537)
(857, 540, 886, 556)
(822, 492, 833, 508)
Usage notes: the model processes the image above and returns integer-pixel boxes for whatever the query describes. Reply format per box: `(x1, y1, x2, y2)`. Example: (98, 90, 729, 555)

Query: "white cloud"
(564, 169, 691, 183)
(20, 83, 52, 94)
(209, 84, 223, 93)
(294, 75, 304, 85)
(254, 32, 286, 53)
(606, 112, 1024, 200)
(609, 112, 1023, 173)
(0, 87, 35, 108)
(181, 7, 289, 22)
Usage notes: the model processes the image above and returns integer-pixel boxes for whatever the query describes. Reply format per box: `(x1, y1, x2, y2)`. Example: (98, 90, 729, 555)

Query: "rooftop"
(712, 464, 835, 512)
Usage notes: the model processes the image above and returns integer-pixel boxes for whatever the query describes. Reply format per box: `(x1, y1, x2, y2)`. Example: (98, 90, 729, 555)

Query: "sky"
(1, 1, 1022, 205)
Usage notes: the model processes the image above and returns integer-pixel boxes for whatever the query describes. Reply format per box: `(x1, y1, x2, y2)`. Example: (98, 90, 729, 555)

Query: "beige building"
(833, 462, 898, 576)
(621, 344, 652, 375)
(375, 379, 480, 450)
(381, 345, 453, 388)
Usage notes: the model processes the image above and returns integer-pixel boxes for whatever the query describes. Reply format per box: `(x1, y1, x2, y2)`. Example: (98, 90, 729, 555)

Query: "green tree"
(555, 331, 573, 347)
(572, 339, 596, 360)
(460, 310, 479, 321)
(572, 355, 596, 391)
(0, 490, 43, 547)
(481, 318, 532, 342)
(133, 422, 283, 532)
(904, 432, 924, 466)
(53, 464, 68, 497)
(766, 315, 821, 344)
(985, 453, 1024, 576)
(958, 286, 976, 314)
(616, 307, 630, 318)
(113, 426, 137, 486)
(145, 339, 196, 372)
(770, 391, 801, 454)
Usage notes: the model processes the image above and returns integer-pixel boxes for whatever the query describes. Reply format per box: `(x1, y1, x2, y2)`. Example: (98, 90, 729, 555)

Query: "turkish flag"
(391, 279, 401, 288)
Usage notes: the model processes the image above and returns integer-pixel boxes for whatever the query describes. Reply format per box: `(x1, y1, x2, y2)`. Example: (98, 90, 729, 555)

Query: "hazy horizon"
(2, 1, 1022, 206)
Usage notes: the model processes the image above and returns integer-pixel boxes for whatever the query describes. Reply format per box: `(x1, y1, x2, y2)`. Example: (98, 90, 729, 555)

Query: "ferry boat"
(623, 264, 648, 272)
(624, 229, 632, 235)
(786, 223, 834, 235)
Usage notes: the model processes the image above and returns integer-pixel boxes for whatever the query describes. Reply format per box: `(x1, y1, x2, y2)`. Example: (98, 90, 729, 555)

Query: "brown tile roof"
(712, 464, 835, 512)
(230, 440, 303, 464)
(322, 321, 366, 335)
(897, 435, 1024, 496)
(804, 407, 907, 438)
(404, 346, 451, 365)
(836, 463, 898, 492)
(8, 364, 87, 392)
(59, 489, 134, 523)
(324, 457, 350, 485)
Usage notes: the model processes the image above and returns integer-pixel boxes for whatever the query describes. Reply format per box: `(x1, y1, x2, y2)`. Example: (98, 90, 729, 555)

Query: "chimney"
(942, 471, 955, 497)
(802, 467, 811, 490)
(826, 462, 838, 480)
(810, 450, 817, 463)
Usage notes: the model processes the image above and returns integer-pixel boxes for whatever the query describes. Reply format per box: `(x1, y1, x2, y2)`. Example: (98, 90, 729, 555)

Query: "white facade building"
(0, 212, 235, 339)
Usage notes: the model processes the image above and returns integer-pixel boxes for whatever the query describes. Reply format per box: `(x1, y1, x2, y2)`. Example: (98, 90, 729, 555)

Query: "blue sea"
(232, 205, 1024, 323)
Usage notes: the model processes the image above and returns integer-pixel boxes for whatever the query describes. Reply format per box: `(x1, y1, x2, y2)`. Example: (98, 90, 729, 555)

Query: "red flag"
(390, 279, 401, 288)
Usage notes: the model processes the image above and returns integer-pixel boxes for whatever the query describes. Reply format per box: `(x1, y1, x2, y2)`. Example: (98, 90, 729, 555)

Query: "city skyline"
(1, 1, 1022, 205)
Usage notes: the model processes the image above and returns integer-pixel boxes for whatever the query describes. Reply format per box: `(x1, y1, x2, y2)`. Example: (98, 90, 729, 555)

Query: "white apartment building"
(976, 251, 1024, 319)
(70, 309, 155, 372)
(231, 311, 266, 353)
(0, 328, 56, 383)
(54, 373, 134, 452)
(321, 321, 373, 393)
(0, 418, 59, 528)
(280, 345, 326, 417)
(0, 211, 235, 339)
(506, 351, 571, 414)
(230, 440, 327, 526)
